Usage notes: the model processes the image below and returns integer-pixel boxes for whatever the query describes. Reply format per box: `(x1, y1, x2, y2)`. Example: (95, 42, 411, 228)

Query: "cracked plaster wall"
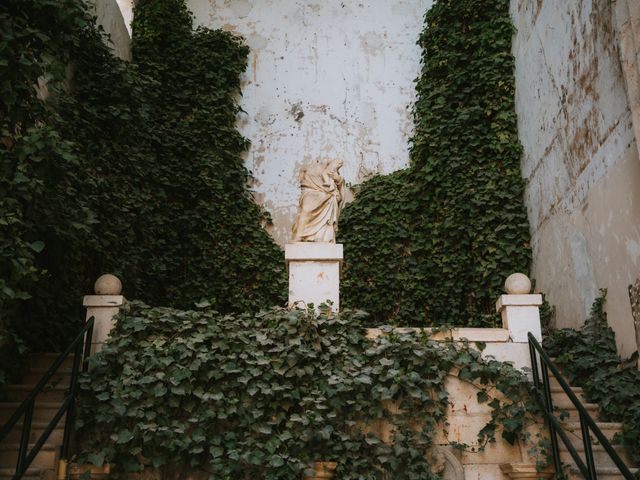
(511, 0, 640, 355)
(186, 0, 432, 245)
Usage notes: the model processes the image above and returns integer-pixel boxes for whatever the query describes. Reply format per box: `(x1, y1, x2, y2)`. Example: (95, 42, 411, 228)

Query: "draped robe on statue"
(291, 161, 345, 243)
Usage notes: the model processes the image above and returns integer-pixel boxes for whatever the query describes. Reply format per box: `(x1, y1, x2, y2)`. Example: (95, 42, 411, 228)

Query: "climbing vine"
(77, 302, 542, 478)
(543, 291, 640, 465)
(339, 0, 531, 327)
(0, 0, 286, 355)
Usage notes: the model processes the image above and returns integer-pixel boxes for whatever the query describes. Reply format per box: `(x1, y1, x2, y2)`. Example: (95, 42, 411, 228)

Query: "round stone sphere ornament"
(504, 273, 531, 295)
(94, 274, 123, 295)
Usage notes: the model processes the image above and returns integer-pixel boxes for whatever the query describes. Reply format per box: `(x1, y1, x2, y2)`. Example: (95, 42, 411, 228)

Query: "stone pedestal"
(496, 294, 543, 343)
(285, 243, 343, 311)
(83, 274, 125, 353)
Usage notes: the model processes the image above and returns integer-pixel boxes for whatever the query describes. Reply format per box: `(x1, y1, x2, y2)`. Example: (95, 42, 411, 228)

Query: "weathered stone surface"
(83, 294, 125, 353)
(511, 0, 640, 356)
(463, 463, 510, 479)
(504, 273, 532, 295)
(93, 273, 123, 295)
(291, 159, 345, 243)
(285, 242, 342, 311)
(187, 0, 431, 245)
(496, 294, 543, 343)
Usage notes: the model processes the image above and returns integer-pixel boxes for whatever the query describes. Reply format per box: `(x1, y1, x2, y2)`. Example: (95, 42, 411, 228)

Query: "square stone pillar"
(285, 243, 343, 311)
(496, 294, 543, 343)
(83, 295, 125, 353)
(83, 274, 125, 353)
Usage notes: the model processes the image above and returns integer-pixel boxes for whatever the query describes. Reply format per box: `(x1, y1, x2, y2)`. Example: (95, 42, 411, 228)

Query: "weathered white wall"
(511, 0, 640, 355)
(187, 0, 432, 244)
(115, 0, 134, 37)
(91, 0, 132, 60)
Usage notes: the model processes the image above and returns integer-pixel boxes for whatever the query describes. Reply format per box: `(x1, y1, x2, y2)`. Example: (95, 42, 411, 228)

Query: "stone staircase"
(0, 353, 74, 480)
(549, 376, 639, 479)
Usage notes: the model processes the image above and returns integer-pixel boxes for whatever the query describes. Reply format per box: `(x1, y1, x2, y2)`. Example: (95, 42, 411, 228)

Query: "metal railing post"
(580, 412, 597, 480)
(540, 361, 563, 477)
(16, 398, 34, 476)
(60, 337, 83, 462)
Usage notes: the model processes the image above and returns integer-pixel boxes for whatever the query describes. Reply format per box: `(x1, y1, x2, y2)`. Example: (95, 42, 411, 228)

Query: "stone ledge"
(83, 295, 125, 307)
(495, 294, 543, 312)
(366, 327, 510, 342)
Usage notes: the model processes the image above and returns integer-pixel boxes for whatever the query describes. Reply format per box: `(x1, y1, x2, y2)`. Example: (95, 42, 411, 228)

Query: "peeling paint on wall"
(512, 0, 640, 355)
(186, 0, 432, 245)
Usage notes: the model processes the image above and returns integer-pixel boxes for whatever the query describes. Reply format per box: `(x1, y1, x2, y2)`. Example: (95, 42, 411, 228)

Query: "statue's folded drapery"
(291, 159, 345, 243)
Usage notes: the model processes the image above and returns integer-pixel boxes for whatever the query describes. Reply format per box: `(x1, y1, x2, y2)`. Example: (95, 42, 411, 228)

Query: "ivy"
(0, 0, 286, 354)
(339, 0, 531, 327)
(77, 302, 541, 478)
(543, 291, 640, 465)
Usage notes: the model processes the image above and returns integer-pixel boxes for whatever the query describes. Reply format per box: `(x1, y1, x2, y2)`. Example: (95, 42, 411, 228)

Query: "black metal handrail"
(528, 332, 635, 480)
(0, 316, 95, 480)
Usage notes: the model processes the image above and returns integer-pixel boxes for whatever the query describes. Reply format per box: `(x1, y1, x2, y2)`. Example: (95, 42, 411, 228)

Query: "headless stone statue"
(291, 159, 345, 243)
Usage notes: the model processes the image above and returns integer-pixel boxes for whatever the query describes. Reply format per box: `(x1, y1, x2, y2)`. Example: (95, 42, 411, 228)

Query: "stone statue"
(291, 159, 345, 243)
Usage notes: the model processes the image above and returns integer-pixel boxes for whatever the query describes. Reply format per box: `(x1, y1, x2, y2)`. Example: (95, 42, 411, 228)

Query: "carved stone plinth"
(285, 243, 343, 312)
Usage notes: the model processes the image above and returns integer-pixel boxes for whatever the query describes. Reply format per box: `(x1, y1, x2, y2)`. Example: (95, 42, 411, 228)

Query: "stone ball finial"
(504, 273, 531, 294)
(94, 274, 122, 295)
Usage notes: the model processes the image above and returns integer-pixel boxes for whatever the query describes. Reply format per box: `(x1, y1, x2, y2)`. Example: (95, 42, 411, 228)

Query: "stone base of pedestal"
(285, 243, 343, 311)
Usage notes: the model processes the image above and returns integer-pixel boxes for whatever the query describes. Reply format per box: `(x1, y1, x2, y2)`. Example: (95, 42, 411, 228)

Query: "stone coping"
(83, 295, 125, 307)
(495, 294, 543, 312)
(365, 327, 510, 342)
(285, 242, 343, 261)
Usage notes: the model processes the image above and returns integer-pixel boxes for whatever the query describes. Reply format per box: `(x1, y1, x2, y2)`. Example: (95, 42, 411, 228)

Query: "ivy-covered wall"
(0, 0, 286, 356)
(185, 0, 431, 245)
(339, 0, 531, 327)
(77, 303, 539, 478)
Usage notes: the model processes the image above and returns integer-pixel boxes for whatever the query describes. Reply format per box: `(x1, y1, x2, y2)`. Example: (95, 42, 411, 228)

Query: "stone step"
(68, 464, 111, 479)
(559, 443, 635, 469)
(553, 401, 600, 422)
(549, 375, 578, 391)
(568, 465, 640, 480)
(560, 422, 624, 445)
(20, 369, 72, 387)
(550, 386, 587, 403)
(0, 402, 64, 424)
(0, 384, 69, 403)
(25, 354, 75, 373)
(1, 419, 65, 445)
(0, 467, 48, 479)
(0, 443, 58, 471)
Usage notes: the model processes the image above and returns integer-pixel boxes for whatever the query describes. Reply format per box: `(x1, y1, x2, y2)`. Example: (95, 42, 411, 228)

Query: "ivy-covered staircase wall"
(0, 0, 286, 357)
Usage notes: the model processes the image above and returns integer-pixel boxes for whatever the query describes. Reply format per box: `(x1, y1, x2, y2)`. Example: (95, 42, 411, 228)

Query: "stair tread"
(554, 402, 599, 408)
(0, 402, 65, 408)
(564, 421, 623, 428)
(560, 443, 627, 452)
(13, 420, 64, 427)
(0, 443, 58, 450)
(569, 466, 640, 473)
(26, 367, 72, 372)
(0, 467, 46, 474)
(551, 386, 583, 392)
(1, 384, 68, 391)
